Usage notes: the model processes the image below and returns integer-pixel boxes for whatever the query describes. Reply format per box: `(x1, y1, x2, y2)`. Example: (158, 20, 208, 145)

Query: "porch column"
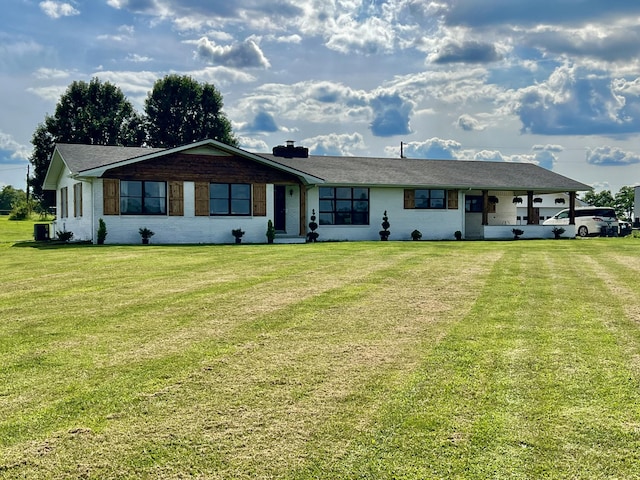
(527, 190, 534, 224)
(482, 190, 489, 226)
(569, 192, 576, 225)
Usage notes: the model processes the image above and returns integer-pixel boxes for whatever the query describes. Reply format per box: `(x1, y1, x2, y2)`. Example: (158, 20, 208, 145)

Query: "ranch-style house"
(43, 139, 591, 243)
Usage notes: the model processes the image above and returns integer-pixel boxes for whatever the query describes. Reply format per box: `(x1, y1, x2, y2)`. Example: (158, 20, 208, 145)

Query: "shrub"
(551, 226, 565, 239)
(97, 218, 107, 244)
(8, 202, 30, 220)
(56, 230, 74, 242)
(411, 229, 422, 241)
(266, 219, 276, 243)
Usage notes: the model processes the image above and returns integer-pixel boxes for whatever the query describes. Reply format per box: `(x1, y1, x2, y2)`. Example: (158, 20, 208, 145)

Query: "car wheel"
(578, 226, 588, 237)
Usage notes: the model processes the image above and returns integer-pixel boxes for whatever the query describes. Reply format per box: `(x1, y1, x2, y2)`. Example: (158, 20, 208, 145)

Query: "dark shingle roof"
(262, 154, 590, 192)
(51, 143, 590, 193)
(56, 143, 164, 173)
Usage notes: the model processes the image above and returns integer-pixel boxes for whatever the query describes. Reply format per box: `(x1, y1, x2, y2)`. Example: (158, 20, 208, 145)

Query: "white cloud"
(194, 37, 270, 69)
(586, 146, 640, 166)
(514, 64, 640, 135)
(26, 84, 68, 103)
(33, 67, 72, 80)
(238, 136, 270, 153)
(325, 16, 396, 55)
(125, 54, 153, 63)
(0, 131, 31, 160)
(456, 114, 486, 131)
(303, 132, 366, 156)
(399, 138, 464, 159)
(39, 1, 79, 19)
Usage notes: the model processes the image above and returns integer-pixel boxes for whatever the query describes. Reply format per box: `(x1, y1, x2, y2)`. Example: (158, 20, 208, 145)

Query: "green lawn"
(1, 235, 640, 479)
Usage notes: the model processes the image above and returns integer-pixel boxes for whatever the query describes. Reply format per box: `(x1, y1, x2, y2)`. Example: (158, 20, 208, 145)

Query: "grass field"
(1, 217, 640, 478)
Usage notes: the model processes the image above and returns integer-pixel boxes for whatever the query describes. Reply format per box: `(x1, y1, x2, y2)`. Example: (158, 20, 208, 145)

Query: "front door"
(274, 185, 287, 232)
(465, 195, 484, 239)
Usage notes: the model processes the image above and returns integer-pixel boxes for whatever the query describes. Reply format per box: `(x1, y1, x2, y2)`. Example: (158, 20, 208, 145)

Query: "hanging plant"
(512, 196, 523, 204)
(555, 198, 565, 204)
(488, 196, 499, 204)
(533, 197, 543, 203)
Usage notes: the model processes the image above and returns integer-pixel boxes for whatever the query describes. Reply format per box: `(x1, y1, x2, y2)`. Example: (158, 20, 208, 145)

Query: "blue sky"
(1, 0, 640, 193)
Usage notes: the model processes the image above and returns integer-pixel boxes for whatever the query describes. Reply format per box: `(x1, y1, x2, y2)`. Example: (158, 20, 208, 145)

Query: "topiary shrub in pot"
(266, 219, 276, 244)
(97, 218, 107, 245)
(307, 209, 319, 242)
(379, 210, 390, 241)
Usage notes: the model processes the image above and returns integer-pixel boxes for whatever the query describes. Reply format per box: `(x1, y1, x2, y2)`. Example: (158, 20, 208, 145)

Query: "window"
(415, 189, 446, 209)
(60, 186, 68, 218)
(465, 196, 483, 213)
(319, 187, 369, 225)
(73, 183, 83, 217)
(210, 183, 251, 215)
(120, 181, 166, 215)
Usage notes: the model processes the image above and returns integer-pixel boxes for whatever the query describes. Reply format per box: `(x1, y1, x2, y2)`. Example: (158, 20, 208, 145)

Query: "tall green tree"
(144, 75, 237, 148)
(614, 186, 634, 220)
(583, 189, 615, 208)
(29, 78, 145, 202)
(0, 185, 26, 212)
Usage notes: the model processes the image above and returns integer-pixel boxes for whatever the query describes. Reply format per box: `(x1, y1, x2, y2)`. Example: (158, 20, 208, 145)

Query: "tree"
(614, 186, 634, 221)
(582, 190, 615, 208)
(144, 75, 237, 148)
(29, 78, 145, 202)
(0, 185, 26, 213)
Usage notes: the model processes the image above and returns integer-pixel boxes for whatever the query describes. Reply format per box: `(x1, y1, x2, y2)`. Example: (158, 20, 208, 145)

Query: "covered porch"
(464, 190, 580, 240)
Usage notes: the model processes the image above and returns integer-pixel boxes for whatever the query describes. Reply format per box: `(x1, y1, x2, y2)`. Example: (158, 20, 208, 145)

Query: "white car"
(543, 207, 618, 237)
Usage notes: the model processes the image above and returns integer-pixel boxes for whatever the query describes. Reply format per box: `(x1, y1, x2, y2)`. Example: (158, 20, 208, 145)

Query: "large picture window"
(210, 183, 251, 215)
(120, 181, 166, 215)
(319, 187, 369, 225)
(415, 189, 446, 209)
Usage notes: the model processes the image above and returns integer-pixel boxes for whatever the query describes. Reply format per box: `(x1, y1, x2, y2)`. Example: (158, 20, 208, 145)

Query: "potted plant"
(411, 229, 422, 241)
(551, 226, 565, 239)
(56, 230, 74, 242)
(139, 227, 154, 244)
(379, 210, 390, 241)
(266, 219, 276, 244)
(512, 228, 524, 240)
(454, 230, 462, 241)
(512, 196, 523, 204)
(307, 209, 319, 242)
(232, 228, 245, 244)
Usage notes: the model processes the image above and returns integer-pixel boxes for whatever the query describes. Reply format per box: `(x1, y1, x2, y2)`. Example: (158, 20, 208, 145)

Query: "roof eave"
(42, 147, 66, 190)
